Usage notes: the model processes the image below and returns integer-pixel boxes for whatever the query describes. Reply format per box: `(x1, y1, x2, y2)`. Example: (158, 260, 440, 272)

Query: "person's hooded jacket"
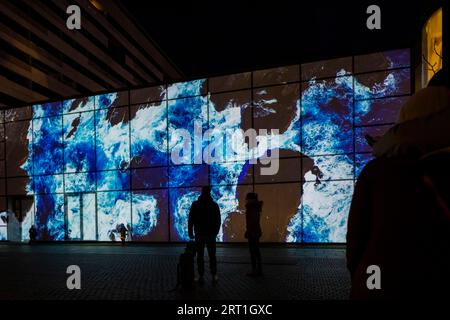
(188, 194, 221, 240)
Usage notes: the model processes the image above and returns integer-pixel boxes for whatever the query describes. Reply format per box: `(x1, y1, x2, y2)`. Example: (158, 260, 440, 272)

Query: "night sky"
(120, 0, 437, 79)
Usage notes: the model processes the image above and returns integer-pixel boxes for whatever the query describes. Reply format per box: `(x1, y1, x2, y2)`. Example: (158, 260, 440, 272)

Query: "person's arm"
(346, 164, 372, 277)
(373, 108, 450, 158)
(188, 203, 195, 239)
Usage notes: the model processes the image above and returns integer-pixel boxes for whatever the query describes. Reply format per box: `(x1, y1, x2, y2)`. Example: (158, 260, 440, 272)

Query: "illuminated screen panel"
(209, 72, 251, 93)
(212, 181, 270, 243)
(2, 49, 411, 243)
(301, 77, 354, 156)
(34, 174, 63, 194)
(168, 164, 208, 188)
(96, 170, 130, 191)
(130, 102, 168, 168)
(301, 180, 354, 243)
(169, 187, 201, 241)
(209, 90, 252, 162)
(65, 193, 96, 241)
(33, 102, 62, 118)
(95, 107, 130, 171)
(209, 90, 252, 129)
(254, 157, 301, 184)
(303, 155, 354, 182)
(253, 65, 299, 87)
(354, 68, 411, 100)
(63, 111, 95, 173)
(32, 116, 63, 175)
(81, 193, 96, 241)
(132, 189, 169, 241)
(168, 94, 208, 165)
(253, 84, 300, 152)
(35, 193, 65, 241)
(355, 125, 391, 153)
(66, 195, 81, 240)
(0, 228, 6, 241)
(354, 49, 410, 73)
(167, 79, 207, 100)
(217, 184, 253, 242)
(21, 199, 34, 242)
(131, 167, 168, 190)
(5, 120, 31, 177)
(210, 161, 253, 186)
(62, 96, 94, 114)
(301, 56, 352, 81)
(64, 172, 96, 193)
(255, 183, 302, 242)
(97, 191, 131, 241)
(95, 92, 129, 109)
(0, 123, 4, 143)
(355, 96, 409, 126)
(5, 106, 32, 122)
(130, 85, 166, 105)
(355, 153, 374, 178)
(7, 177, 31, 195)
(0, 197, 6, 240)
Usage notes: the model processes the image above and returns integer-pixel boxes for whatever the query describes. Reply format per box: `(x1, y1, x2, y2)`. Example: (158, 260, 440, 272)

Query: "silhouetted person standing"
(118, 223, 128, 245)
(28, 225, 37, 244)
(245, 192, 263, 276)
(188, 186, 221, 284)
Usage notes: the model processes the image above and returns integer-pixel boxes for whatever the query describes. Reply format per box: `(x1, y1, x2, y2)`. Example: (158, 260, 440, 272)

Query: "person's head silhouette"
(201, 186, 211, 196)
(245, 192, 258, 201)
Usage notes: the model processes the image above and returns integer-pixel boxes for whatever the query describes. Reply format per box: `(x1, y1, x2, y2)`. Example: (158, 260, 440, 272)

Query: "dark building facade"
(0, 0, 183, 106)
(0, 2, 447, 243)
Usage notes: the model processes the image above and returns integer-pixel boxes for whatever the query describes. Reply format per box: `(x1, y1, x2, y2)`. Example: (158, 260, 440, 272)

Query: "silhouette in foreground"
(188, 186, 221, 284)
(347, 68, 450, 299)
(118, 223, 128, 244)
(28, 225, 37, 244)
(244, 192, 263, 277)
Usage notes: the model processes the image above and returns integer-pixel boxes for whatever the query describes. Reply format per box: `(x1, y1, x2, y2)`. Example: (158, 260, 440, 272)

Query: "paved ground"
(0, 243, 350, 300)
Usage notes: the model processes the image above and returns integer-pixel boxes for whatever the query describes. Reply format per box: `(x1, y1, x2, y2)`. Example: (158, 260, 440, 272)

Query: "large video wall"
(0, 49, 411, 243)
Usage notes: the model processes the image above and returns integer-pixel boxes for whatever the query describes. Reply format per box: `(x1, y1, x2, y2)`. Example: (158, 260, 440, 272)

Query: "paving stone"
(0, 243, 350, 300)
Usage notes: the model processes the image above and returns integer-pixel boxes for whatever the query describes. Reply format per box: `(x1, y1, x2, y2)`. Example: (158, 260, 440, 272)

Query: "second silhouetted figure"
(245, 192, 263, 276)
(188, 186, 221, 284)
